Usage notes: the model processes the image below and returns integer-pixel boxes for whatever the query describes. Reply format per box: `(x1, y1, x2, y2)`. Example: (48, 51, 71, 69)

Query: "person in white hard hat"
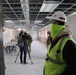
(43, 11, 76, 75)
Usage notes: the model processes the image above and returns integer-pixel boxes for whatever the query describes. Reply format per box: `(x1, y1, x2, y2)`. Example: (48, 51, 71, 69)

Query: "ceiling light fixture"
(38, 24, 44, 26)
(40, 3, 59, 12)
(35, 20, 42, 24)
(5, 20, 14, 23)
(68, 12, 76, 17)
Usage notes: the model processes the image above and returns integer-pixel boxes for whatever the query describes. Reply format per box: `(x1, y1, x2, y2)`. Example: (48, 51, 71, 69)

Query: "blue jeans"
(20, 45, 27, 64)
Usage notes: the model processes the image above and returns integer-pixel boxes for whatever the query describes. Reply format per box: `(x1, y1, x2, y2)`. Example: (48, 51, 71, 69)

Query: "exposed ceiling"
(2, 0, 76, 29)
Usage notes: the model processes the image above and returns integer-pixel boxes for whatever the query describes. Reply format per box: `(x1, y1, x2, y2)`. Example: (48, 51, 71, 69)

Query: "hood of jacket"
(56, 26, 72, 38)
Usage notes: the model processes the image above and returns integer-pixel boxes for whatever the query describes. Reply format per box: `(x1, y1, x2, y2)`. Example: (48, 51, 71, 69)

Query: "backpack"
(17, 35, 24, 47)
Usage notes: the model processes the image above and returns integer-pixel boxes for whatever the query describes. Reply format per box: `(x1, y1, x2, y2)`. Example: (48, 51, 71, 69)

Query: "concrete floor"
(5, 40, 47, 75)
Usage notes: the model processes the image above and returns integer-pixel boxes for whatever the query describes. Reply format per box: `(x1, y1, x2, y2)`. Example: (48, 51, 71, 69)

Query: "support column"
(0, 1, 5, 75)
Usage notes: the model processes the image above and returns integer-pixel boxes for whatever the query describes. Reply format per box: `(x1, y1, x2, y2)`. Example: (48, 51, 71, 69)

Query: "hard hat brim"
(46, 16, 66, 22)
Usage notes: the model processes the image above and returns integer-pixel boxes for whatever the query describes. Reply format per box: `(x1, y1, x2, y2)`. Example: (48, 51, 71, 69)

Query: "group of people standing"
(17, 30, 32, 64)
(17, 11, 76, 74)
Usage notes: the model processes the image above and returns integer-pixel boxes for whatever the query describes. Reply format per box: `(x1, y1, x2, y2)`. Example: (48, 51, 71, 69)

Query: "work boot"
(20, 61, 23, 64)
(23, 62, 28, 64)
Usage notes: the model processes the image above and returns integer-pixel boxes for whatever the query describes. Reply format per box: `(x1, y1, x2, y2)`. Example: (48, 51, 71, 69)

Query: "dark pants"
(20, 45, 27, 64)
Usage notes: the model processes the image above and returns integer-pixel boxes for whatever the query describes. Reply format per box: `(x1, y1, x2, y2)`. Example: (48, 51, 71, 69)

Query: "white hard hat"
(47, 11, 67, 22)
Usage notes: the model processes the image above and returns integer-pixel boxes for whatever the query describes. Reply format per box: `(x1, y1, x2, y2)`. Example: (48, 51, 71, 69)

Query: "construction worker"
(43, 11, 76, 75)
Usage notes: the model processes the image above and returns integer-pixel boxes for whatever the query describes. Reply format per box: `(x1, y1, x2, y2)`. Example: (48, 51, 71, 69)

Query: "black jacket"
(61, 40, 76, 75)
(22, 33, 30, 45)
(19, 33, 29, 45)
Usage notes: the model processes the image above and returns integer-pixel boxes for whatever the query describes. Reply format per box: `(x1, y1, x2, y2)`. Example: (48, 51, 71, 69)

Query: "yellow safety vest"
(44, 37, 71, 75)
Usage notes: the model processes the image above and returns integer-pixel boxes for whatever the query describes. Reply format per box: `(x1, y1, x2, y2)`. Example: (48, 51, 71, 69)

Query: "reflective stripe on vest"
(47, 54, 65, 65)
